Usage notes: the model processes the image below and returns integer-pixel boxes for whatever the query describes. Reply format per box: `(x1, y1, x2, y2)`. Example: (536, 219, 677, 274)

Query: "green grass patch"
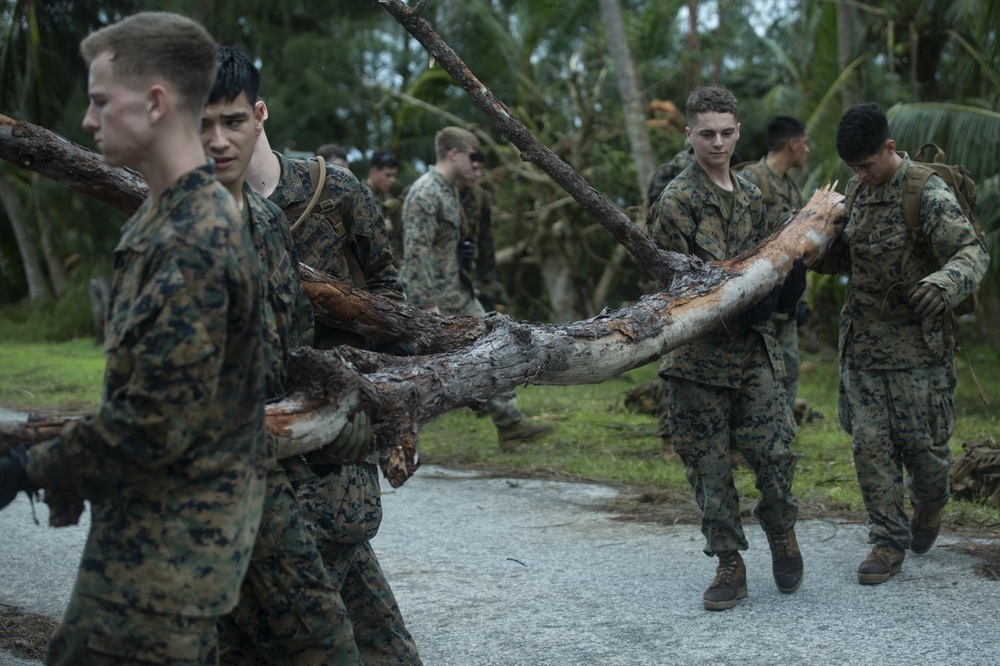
(0, 339, 104, 413)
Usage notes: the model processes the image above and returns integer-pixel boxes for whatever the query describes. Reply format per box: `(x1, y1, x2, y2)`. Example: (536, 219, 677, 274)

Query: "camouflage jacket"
(368, 185, 405, 269)
(27, 164, 267, 617)
(269, 152, 404, 349)
(647, 146, 696, 206)
(736, 157, 803, 234)
(647, 161, 784, 387)
(459, 183, 497, 287)
(816, 155, 988, 369)
(244, 182, 314, 398)
(401, 170, 474, 313)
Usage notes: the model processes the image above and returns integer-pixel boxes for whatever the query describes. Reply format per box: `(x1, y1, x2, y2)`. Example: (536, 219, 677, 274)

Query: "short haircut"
(80, 12, 217, 117)
(209, 45, 259, 106)
(765, 116, 806, 152)
(836, 103, 890, 162)
(369, 150, 399, 170)
(686, 85, 739, 124)
(435, 127, 479, 161)
(316, 144, 348, 162)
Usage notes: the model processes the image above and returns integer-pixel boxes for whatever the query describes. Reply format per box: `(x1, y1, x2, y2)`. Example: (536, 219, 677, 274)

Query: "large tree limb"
(0, 114, 148, 215)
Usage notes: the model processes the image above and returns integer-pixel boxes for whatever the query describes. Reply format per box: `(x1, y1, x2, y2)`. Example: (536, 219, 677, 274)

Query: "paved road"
(2, 461, 999, 665)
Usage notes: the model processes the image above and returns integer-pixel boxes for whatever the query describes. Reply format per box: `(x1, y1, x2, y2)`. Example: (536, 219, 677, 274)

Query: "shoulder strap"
(844, 177, 861, 214)
(288, 156, 328, 235)
(899, 163, 934, 271)
(734, 160, 771, 200)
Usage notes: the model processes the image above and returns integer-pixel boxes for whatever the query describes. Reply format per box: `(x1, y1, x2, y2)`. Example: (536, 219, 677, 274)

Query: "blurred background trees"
(0, 0, 996, 347)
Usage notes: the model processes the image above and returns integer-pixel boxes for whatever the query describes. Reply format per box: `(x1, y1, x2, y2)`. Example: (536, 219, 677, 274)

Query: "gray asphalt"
(2, 412, 999, 665)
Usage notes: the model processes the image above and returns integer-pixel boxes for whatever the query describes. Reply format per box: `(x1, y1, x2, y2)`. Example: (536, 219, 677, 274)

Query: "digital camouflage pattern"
(458, 183, 497, 288)
(648, 161, 798, 556)
(32, 165, 268, 663)
(817, 155, 988, 549)
(401, 170, 474, 313)
(269, 156, 422, 665)
(217, 187, 360, 664)
(817, 156, 988, 369)
(737, 157, 805, 413)
(370, 187, 405, 269)
(646, 146, 695, 206)
(268, 151, 404, 348)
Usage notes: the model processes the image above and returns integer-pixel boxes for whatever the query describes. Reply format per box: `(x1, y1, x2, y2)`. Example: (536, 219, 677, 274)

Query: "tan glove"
(307, 411, 375, 466)
(908, 282, 947, 318)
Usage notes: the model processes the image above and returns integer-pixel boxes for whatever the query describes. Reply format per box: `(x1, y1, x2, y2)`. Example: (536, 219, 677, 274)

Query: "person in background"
(365, 149, 404, 265)
(317, 143, 349, 168)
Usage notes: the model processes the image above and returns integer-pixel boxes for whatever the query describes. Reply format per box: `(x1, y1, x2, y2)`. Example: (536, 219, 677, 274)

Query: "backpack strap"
(733, 160, 771, 201)
(899, 163, 935, 273)
(288, 156, 368, 290)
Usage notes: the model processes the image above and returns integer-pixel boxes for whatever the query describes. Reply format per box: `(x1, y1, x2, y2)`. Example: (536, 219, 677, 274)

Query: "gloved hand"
(374, 340, 416, 356)
(307, 412, 375, 466)
(795, 301, 811, 327)
(0, 444, 35, 510)
(776, 259, 808, 314)
(909, 282, 947, 318)
(738, 284, 781, 330)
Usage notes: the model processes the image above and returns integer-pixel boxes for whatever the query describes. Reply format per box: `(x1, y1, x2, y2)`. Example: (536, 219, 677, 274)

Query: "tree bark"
(0, 114, 148, 216)
(2, 186, 848, 487)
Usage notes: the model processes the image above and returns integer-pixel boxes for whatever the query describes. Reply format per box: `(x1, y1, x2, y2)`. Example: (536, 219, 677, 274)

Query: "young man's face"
(844, 139, 897, 187)
(368, 166, 398, 194)
(788, 134, 810, 169)
(200, 93, 264, 197)
(450, 147, 481, 187)
(81, 50, 154, 168)
(686, 111, 740, 171)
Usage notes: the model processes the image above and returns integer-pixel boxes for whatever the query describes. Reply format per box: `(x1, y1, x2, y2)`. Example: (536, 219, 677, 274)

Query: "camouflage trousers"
(218, 460, 360, 665)
(774, 314, 799, 414)
(47, 592, 219, 665)
(450, 296, 523, 429)
(664, 371, 798, 556)
(294, 461, 423, 666)
(838, 363, 955, 550)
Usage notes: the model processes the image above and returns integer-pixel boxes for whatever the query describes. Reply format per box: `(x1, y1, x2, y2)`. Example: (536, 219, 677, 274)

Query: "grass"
(1, 323, 998, 535)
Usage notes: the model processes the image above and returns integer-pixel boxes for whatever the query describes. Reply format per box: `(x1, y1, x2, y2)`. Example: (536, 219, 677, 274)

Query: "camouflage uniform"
(737, 158, 804, 414)
(268, 152, 422, 666)
(369, 186, 405, 269)
(648, 161, 798, 556)
(647, 146, 695, 206)
(403, 171, 522, 427)
(27, 165, 267, 664)
(816, 155, 988, 550)
(217, 185, 360, 665)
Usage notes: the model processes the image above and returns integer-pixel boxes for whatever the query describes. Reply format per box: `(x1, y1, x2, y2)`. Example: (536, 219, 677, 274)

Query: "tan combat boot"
(857, 544, 905, 585)
(703, 551, 747, 611)
(910, 509, 942, 554)
(497, 421, 555, 452)
(766, 529, 804, 593)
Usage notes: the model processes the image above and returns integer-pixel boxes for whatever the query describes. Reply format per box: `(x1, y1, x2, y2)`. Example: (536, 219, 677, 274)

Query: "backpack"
(285, 155, 369, 290)
(845, 142, 983, 316)
(732, 160, 776, 204)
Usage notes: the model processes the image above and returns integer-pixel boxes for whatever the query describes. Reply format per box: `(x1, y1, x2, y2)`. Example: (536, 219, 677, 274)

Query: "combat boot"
(857, 544, 905, 585)
(766, 529, 804, 593)
(497, 421, 555, 452)
(910, 509, 942, 554)
(703, 551, 747, 611)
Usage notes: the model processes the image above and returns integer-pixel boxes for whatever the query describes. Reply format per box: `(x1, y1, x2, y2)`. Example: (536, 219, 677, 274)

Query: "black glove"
(457, 239, 476, 272)
(795, 301, 811, 327)
(738, 285, 781, 330)
(375, 340, 416, 356)
(0, 444, 34, 510)
(775, 259, 807, 314)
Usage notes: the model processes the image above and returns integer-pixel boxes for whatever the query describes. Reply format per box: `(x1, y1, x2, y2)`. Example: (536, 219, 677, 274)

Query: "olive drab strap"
(287, 156, 368, 290)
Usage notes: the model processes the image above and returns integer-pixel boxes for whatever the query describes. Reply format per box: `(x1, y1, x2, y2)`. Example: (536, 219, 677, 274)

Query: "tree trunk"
(598, 0, 656, 209)
(836, 0, 859, 110)
(33, 174, 67, 298)
(0, 169, 51, 301)
(3, 186, 848, 487)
